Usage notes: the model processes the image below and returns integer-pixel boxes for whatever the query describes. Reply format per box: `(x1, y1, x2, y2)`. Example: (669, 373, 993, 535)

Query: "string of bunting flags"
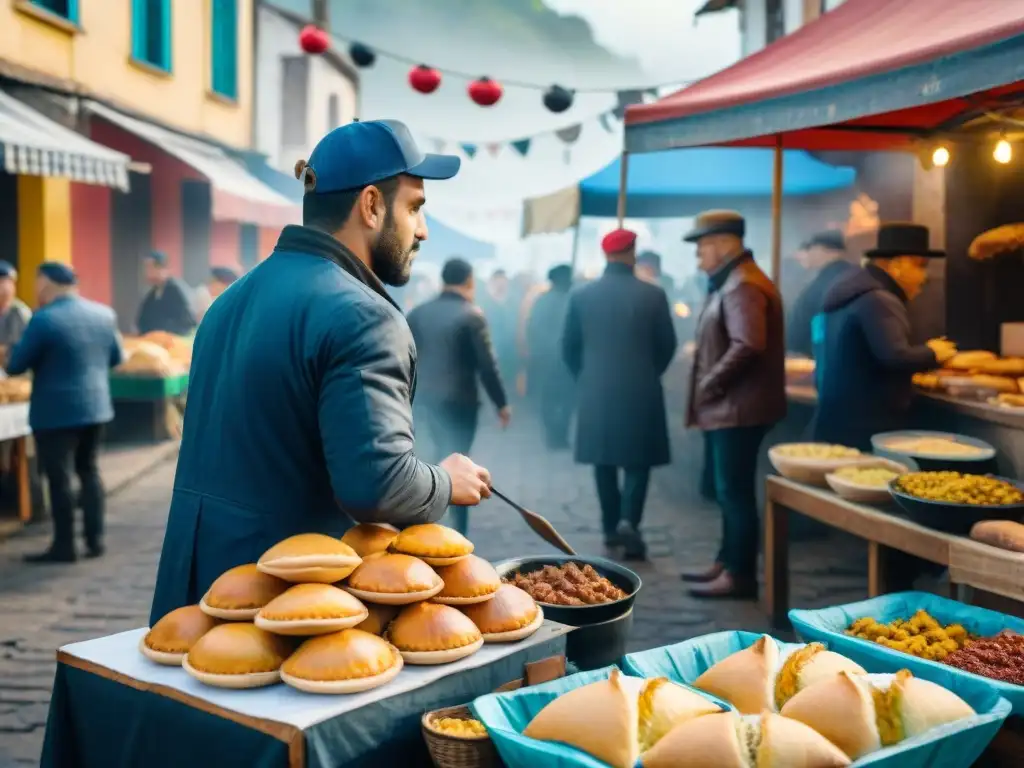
(423, 88, 666, 163)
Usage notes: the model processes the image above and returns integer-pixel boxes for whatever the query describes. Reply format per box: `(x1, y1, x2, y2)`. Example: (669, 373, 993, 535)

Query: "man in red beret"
(562, 228, 677, 559)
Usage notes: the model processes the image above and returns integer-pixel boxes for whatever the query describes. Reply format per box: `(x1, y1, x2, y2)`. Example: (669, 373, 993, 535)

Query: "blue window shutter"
(162, 0, 173, 72)
(67, 0, 79, 23)
(211, 0, 238, 99)
(131, 0, 147, 62)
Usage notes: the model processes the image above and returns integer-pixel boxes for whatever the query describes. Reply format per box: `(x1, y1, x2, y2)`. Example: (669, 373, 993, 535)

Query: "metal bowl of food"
(888, 472, 1024, 535)
(872, 430, 996, 473)
(492, 556, 641, 627)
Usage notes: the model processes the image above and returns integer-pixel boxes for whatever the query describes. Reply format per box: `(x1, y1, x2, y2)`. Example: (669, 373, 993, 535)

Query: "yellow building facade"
(0, 0, 254, 301)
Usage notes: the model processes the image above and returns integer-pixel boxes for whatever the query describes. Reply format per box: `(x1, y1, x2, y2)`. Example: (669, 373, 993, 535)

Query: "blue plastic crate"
(790, 591, 1024, 715)
(472, 631, 1010, 768)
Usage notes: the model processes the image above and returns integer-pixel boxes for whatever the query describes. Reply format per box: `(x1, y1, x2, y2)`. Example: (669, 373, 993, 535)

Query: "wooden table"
(762, 475, 1024, 627)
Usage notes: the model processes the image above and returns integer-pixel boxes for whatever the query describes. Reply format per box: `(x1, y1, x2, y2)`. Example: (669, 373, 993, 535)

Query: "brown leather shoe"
(687, 570, 757, 600)
(680, 562, 724, 583)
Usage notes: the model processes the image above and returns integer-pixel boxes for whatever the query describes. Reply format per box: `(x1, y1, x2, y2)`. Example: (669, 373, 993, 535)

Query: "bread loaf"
(970, 520, 1024, 553)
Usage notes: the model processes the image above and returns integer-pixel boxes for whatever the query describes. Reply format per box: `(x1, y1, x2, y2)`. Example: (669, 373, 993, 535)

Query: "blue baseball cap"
(0, 261, 15, 279)
(302, 119, 460, 195)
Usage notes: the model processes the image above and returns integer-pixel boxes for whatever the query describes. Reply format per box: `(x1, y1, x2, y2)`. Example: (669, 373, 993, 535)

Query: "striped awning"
(0, 89, 130, 190)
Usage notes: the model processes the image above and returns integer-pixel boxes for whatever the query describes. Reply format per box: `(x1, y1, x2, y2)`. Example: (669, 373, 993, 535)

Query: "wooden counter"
(763, 475, 1024, 627)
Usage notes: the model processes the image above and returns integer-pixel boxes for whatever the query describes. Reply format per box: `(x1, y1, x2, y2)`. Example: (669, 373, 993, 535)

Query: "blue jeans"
(706, 425, 767, 579)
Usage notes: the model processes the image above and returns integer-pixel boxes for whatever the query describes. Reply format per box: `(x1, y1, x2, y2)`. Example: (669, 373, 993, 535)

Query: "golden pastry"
(257, 533, 362, 583)
(140, 605, 219, 665)
(387, 602, 483, 664)
(341, 523, 399, 558)
(944, 350, 997, 371)
(354, 603, 402, 636)
(280, 629, 404, 694)
(200, 564, 290, 620)
(183, 624, 294, 689)
(344, 553, 443, 605)
(432, 555, 501, 605)
(461, 584, 543, 643)
(389, 523, 473, 566)
(255, 584, 369, 636)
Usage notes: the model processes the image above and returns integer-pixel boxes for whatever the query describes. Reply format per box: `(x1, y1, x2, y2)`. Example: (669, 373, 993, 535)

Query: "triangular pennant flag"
(486, 143, 502, 158)
(598, 112, 613, 133)
(612, 104, 627, 119)
(511, 139, 532, 156)
(432, 138, 447, 153)
(460, 143, 478, 158)
(556, 124, 582, 144)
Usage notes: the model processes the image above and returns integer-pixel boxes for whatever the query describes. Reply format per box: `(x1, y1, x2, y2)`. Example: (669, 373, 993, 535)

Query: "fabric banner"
(521, 185, 581, 237)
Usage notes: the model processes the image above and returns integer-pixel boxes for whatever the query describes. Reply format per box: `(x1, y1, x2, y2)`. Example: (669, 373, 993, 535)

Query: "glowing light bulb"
(931, 146, 950, 167)
(994, 138, 1012, 164)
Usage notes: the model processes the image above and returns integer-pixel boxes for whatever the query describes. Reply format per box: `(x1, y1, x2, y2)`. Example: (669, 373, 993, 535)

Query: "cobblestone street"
(0, 384, 871, 766)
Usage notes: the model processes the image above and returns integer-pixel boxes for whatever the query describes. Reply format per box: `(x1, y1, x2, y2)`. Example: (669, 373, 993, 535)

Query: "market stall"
(107, 331, 191, 443)
(0, 380, 33, 523)
(40, 523, 645, 767)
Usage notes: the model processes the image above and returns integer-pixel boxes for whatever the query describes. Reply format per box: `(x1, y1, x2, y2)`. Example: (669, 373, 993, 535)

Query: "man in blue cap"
(150, 120, 493, 624)
(7, 263, 123, 563)
(0, 260, 32, 357)
(137, 251, 197, 337)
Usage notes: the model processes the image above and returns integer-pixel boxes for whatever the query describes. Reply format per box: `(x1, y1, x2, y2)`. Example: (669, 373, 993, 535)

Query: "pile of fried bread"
(117, 331, 193, 377)
(139, 523, 542, 695)
(913, 350, 1024, 403)
(522, 636, 974, 768)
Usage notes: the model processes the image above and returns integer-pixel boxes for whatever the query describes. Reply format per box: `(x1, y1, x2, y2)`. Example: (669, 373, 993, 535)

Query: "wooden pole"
(616, 150, 629, 227)
(569, 218, 582, 273)
(770, 135, 784, 284)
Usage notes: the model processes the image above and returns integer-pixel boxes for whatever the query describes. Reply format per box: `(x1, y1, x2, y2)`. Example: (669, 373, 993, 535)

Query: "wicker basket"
(422, 704, 503, 768)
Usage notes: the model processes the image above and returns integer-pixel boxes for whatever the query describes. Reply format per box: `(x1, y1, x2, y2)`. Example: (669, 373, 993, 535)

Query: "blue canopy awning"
(522, 148, 855, 234)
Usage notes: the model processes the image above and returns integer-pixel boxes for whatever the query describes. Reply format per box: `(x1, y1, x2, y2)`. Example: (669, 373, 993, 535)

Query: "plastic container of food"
(888, 474, 1024, 535)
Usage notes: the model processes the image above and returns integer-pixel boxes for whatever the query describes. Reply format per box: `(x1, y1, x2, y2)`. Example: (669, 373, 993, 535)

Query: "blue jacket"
(6, 294, 122, 432)
(149, 226, 452, 624)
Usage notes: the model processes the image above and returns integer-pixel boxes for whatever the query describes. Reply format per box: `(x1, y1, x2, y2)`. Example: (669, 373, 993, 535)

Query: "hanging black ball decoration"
(349, 42, 376, 68)
(543, 85, 574, 114)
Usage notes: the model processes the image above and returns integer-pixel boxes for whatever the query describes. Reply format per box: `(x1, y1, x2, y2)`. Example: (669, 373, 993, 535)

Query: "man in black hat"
(683, 210, 786, 599)
(786, 230, 855, 358)
(137, 251, 198, 337)
(407, 257, 509, 536)
(812, 223, 956, 450)
(7, 263, 123, 563)
(526, 264, 575, 449)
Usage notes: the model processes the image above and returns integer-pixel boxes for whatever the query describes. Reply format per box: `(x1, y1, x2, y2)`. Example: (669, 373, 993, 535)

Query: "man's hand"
(498, 406, 512, 429)
(927, 337, 957, 364)
(440, 453, 493, 506)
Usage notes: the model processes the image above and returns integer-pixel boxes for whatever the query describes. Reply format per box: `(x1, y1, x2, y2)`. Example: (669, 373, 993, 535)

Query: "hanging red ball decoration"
(543, 85, 574, 114)
(298, 25, 330, 55)
(349, 42, 376, 68)
(468, 77, 503, 107)
(409, 65, 442, 94)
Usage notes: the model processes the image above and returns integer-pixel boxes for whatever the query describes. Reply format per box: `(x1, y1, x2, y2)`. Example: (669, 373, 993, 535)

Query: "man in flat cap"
(563, 229, 677, 560)
(526, 264, 575, 449)
(137, 251, 198, 337)
(7, 263, 123, 563)
(786, 230, 855, 358)
(150, 120, 492, 624)
(683, 210, 785, 599)
(0, 261, 32, 363)
(194, 266, 241, 323)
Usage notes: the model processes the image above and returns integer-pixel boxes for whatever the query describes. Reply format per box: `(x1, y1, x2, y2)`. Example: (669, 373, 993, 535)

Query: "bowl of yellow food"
(825, 459, 912, 504)
(768, 442, 865, 486)
(889, 471, 1024, 534)
(872, 430, 996, 474)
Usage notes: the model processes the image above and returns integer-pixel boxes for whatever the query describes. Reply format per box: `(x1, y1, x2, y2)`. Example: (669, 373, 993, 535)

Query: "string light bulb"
(931, 146, 950, 167)
(994, 136, 1012, 164)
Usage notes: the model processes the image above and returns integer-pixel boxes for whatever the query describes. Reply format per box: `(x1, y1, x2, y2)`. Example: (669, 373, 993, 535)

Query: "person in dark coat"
(563, 229, 677, 560)
(526, 264, 575, 449)
(407, 258, 509, 536)
(785, 230, 855, 357)
(812, 223, 954, 451)
(149, 120, 493, 624)
(478, 269, 519, 390)
(8, 263, 123, 563)
(0, 261, 31, 354)
(136, 251, 198, 337)
(683, 211, 786, 599)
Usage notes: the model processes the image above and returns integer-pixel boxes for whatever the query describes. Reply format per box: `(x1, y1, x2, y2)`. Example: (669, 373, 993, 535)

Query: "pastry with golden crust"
(200, 564, 290, 620)
(432, 555, 501, 605)
(344, 553, 443, 605)
(389, 523, 473, 566)
(461, 584, 543, 642)
(387, 602, 483, 664)
(257, 534, 362, 583)
(140, 605, 219, 665)
(354, 603, 402, 636)
(281, 629, 404, 694)
(183, 624, 294, 689)
(341, 523, 399, 558)
(254, 584, 369, 635)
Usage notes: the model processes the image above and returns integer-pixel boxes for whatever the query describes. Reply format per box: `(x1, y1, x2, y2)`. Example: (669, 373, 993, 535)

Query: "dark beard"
(371, 208, 418, 287)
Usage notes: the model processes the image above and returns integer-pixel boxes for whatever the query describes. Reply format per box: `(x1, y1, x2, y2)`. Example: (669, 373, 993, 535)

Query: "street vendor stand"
(106, 372, 188, 443)
(42, 622, 572, 768)
(0, 401, 32, 523)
